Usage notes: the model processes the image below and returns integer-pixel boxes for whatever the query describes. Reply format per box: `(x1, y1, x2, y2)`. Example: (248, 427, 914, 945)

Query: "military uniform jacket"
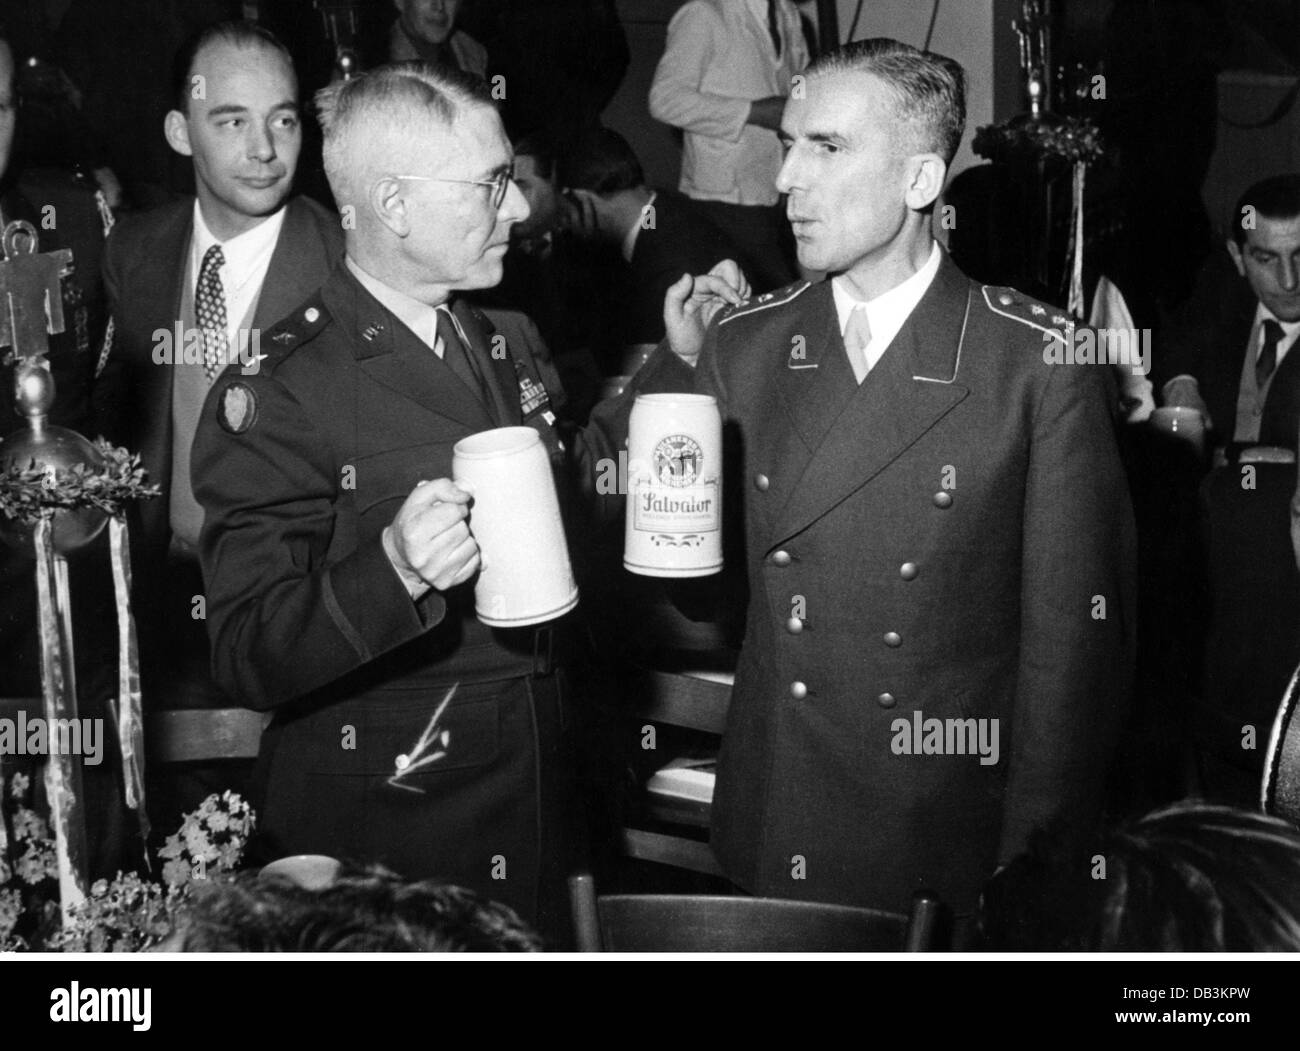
(189, 262, 636, 926)
(688, 249, 1137, 914)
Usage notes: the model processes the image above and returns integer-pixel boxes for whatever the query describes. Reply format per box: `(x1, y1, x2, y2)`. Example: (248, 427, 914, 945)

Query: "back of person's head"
(171, 20, 296, 115)
(315, 59, 492, 212)
(171, 864, 543, 951)
(980, 803, 1300, 951)
(807, 37, 966, 167)
(1231, 173, 1300, 245)
(514, 131, 557, 183)
(562, 127, 646, 197)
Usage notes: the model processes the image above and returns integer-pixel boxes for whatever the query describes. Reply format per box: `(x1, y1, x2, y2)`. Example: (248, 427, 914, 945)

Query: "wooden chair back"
(568, 873, 945, 952)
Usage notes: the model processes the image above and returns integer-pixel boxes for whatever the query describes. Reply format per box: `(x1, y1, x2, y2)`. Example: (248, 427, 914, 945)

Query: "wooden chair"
(568, 873, 945, 952)
(145, 708, 268, 763)
(1263, 663, 1300, 822)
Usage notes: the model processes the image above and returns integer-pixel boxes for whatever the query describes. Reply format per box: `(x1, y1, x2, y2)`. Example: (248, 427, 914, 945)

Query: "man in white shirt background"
(1158, 173, 1300, 805)
(649, 0, 809, 292)
(92, 21, 342, 831)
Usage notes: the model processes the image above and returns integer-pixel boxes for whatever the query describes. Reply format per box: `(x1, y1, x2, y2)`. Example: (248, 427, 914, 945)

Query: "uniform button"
(998, 292, 1014, 306)
(785, 616, 804, 634)
(754, 473, 770, 492)
(790, 681, 808, 700)
(877, 692, 896, 708)
(933, 491, 953, 508)
(900, 562, 919, 580)
(771, 550, 793, 567)
(394, 753, 411, 771)
(883, 631, 902, 648)
(304, 307, 320, 323)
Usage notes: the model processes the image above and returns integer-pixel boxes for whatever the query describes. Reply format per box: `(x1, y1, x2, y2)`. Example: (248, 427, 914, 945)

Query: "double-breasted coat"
(681, 250, 1137, 914)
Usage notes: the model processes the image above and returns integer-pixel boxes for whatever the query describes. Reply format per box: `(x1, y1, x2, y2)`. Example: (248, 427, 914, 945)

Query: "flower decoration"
(1, 776, 255, 952)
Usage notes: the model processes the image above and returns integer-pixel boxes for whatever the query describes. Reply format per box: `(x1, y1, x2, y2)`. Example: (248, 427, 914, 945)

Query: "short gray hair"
(809, 38, 966, 165)
(316, 61, 494, 209)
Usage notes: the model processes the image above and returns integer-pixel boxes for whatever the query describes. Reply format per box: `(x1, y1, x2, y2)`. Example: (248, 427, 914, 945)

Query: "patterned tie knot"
(196, 243, 229, 381)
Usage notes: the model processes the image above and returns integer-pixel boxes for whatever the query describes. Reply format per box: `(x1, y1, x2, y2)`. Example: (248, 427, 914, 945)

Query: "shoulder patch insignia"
(718, 280, 814, 326)
(218, 382, 258, 435)
(981, 285, 1074, 340)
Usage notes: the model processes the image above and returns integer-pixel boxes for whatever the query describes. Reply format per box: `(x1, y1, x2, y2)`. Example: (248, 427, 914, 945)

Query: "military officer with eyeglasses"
(190, 61, 741, 945)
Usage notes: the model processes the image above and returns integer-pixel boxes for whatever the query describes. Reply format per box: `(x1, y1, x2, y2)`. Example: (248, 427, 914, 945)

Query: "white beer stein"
(624, 393, 723, 577)
(453, 426, 579, 627)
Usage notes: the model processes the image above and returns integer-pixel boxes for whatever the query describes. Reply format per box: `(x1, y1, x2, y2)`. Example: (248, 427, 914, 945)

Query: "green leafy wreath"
(0, 439, 160, 524)
(973, 114, 1106, 167)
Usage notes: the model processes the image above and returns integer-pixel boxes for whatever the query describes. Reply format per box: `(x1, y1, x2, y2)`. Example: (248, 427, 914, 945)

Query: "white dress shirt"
(345, 255, 468, 356)
(191, 202, 285, 354)
(831, 242, 942, 376)
(1249, 303, 1300, 370)
(648, 0, 808, 206)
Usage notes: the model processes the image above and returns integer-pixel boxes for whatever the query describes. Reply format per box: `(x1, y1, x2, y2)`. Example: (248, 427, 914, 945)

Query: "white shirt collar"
(622, 191, 658, 263)
(191, 201, 286, 291)
(346, 256, 460, 354)
(832, 242, 942, 373)
(1253, 302, 1300, 348)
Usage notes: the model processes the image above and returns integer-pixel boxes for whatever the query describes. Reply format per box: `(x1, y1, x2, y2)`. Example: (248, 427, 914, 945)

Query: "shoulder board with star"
(717, 279, 814, 327)
(255, 296, 333, 373)
(981, 285, 1075, 340)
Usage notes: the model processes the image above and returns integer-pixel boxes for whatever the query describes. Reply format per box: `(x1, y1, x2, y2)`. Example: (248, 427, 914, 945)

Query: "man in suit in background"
(92, 21, 343, 828)
(1160, 174, 1300, 804)
(653, 38, 1136, 930)
(564, 126, 745, 361)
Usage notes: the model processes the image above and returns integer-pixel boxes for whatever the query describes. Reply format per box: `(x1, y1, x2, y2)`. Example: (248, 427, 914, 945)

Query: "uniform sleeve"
(192, 370, 445, 710)
(997, 353, 1137, 863)
(648, 3, 752, 144)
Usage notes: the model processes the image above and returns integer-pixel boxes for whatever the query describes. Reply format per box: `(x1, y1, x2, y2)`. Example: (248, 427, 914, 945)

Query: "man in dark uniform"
(190, 61, 740, 943)
(644, 39, 1137, 930)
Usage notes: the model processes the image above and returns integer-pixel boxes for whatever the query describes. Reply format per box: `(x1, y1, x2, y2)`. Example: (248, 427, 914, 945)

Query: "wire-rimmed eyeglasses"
(390, 165, 515, 209)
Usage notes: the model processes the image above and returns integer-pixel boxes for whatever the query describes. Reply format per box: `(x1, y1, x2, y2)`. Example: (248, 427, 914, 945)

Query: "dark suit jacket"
(682, 251, 1136, 915)
(1157, 250, 1300, 449)
(623, 189, 742, 347)
(189, 262, 648, 927)
(94, 195, 344, 559)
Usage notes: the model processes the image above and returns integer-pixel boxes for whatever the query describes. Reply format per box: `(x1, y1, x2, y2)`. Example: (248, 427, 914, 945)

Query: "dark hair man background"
(166, 865, 542, 951)
(1158, 174, 1300, 806)
(981, 803, 1300, 951)
(90, 21, 343, 834)
(563, 126, 744, 360)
